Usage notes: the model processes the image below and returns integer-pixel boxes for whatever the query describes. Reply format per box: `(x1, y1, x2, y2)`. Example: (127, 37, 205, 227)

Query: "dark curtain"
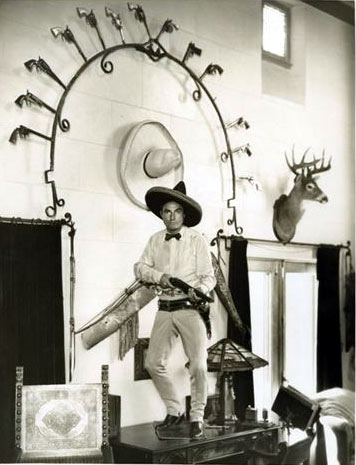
(316, 246, 342, 391)
(344, 271, 355, 352)
(0, 223, 65, 462)
(228, 237, 254, 420)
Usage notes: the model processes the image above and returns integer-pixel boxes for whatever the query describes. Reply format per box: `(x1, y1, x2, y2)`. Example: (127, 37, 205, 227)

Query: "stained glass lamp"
(207, 338, 268, 425)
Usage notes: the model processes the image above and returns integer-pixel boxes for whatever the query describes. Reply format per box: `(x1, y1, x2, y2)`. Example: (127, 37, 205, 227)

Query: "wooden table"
(110, 422, 280, 464)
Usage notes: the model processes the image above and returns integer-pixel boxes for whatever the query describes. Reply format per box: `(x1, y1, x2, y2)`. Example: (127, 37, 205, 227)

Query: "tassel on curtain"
(317, 245, 342, 391)
(227, 237, 254, 421)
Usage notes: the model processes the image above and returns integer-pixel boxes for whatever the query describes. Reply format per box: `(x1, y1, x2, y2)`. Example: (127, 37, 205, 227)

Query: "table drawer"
(188, 437, 246, 463)
(155, 449, 188, 464)
(115, 445, 153, 463)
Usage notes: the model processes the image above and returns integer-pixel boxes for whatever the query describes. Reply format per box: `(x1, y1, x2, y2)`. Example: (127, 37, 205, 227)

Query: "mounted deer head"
(273, 147, 331, 244)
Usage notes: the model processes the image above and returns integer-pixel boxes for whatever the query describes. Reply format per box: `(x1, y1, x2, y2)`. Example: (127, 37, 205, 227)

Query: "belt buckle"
(175, 299, 192, 310)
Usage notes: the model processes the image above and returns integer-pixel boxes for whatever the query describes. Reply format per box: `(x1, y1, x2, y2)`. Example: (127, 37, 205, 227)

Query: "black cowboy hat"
(145, 181, 202, 227)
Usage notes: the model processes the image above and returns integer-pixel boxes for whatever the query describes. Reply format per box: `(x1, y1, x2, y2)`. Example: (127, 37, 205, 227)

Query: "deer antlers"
(285, 147, 332, 177)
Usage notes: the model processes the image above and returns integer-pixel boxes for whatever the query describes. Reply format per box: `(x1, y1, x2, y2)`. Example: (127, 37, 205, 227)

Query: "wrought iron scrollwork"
(15, 91, 70, 132)
(100, 54, 114, 74)
(193, 64, 224, 102)
(44, 169, 65, 218)
(192, 83, 202, 102)
(58, 117, 70, 132)
(221, 152, 229, 163)
(10, 3, 247, 234)
(63, 211, 76, 380)
(192, 64, 224, 102)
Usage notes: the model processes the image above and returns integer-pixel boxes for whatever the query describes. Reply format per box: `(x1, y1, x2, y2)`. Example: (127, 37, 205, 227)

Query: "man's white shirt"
(134, 226, 216, 299)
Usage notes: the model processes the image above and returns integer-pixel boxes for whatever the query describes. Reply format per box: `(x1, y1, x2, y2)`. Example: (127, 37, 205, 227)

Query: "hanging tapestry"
(344, 271, 355, 352)
(0, 222, 65, 462)
(227, 237, 254, 421)
(316, 245, 342, 391)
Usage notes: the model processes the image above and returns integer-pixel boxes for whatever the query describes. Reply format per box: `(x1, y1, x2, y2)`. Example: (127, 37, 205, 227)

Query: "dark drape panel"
(228, 237, 254, 420)
(344, 271, 355, 352)
(0, 223, 65, 462)
(316, 246, 342, 391)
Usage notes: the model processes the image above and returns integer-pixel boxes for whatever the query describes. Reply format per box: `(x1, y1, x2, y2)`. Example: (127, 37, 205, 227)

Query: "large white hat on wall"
(119, 120, 184, 210)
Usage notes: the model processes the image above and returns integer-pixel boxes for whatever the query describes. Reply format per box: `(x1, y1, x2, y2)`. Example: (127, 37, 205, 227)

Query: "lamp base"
(240, 419, 276, 430)
(210, 413, 239, 430)
(215, 372, 237, 427)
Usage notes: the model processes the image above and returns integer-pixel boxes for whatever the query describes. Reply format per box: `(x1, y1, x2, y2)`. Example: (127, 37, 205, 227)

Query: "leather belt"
(158, 298, 195, 312)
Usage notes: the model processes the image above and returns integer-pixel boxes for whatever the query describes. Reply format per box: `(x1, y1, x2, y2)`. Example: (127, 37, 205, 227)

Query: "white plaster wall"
(0, 0, 354, 426)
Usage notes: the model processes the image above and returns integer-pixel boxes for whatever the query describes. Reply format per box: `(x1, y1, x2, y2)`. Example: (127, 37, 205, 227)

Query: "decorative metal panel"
(22, 384, 102, 459)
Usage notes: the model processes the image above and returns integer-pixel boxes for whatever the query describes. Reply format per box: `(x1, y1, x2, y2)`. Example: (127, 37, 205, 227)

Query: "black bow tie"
(165, 233, 181, 241)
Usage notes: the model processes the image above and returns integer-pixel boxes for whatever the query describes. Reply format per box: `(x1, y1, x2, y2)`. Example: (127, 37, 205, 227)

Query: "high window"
(262, 1, 291, 65)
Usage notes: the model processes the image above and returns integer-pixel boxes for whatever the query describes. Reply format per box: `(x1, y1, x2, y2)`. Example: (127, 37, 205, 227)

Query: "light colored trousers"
(145, 308, 208, 422)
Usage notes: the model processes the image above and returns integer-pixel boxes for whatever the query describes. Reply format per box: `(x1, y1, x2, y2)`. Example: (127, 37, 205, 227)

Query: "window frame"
(248, 257, 318, 414)
(262, 0, 292, 68)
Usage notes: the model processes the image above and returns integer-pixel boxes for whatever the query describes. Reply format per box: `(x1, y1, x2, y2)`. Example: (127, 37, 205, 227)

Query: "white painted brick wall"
(0, 0, 354, 425)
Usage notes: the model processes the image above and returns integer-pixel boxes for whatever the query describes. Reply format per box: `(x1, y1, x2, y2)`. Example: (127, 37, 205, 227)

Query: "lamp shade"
(207, 338, 268, 373)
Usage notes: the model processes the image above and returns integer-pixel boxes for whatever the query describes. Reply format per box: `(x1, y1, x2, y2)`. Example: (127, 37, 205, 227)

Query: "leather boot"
(156, 414, 185, 429)
(190, 421, 204, 439)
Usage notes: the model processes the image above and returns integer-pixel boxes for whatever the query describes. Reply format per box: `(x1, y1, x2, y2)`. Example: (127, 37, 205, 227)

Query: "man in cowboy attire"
(134, 181, 216, 439)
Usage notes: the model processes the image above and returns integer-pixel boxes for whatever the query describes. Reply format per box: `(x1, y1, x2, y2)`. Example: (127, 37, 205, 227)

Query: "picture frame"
(134, 338, 151, 381)
(185, 394, 220, 423)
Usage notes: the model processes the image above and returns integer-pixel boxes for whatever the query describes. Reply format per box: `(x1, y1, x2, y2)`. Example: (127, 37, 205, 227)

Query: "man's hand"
(159, 273, 175, 289)
(187, 288, 202, 303)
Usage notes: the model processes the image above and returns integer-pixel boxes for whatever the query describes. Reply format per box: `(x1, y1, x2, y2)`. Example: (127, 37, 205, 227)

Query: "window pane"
(284, 272, 317, 396)
(263, 4, 287, 58)
(249, 271, 273, 416)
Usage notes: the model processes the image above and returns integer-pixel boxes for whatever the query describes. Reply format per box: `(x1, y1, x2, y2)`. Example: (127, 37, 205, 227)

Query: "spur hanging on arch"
(273, 146, 332, 244)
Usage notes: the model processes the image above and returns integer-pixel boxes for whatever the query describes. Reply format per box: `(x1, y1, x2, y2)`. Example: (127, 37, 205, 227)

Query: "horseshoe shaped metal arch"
(46, 43, 142, 217)
(11, 5, 244, 235)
